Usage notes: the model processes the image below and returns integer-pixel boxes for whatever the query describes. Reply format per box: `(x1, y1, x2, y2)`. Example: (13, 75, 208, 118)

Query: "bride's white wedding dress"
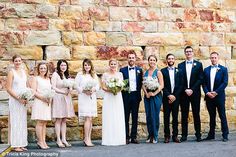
(101, 72, 126, 146)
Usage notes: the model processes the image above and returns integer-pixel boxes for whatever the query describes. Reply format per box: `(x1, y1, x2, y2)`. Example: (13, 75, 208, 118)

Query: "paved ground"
(1, 133, 236, 157)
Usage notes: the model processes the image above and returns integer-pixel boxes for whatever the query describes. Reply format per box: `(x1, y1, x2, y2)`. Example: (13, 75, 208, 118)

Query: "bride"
(101, 59, 126, 146)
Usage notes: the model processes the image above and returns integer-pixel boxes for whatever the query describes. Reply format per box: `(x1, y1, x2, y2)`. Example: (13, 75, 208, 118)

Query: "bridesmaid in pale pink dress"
(51, 60, 75, 148)
(31, 62, 52, 149)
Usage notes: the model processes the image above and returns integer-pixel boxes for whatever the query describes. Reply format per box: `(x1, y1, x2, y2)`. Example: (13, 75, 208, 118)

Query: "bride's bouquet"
(18, 88, 35, 107)
(105, 78, 127, 95)
(143, 76, 159, 92)
(63, 78, 76, 89)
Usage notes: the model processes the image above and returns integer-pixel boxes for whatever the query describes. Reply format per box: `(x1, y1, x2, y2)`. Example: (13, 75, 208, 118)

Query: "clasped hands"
(83, 88, 95, 96)
(206, 91, 218, 99)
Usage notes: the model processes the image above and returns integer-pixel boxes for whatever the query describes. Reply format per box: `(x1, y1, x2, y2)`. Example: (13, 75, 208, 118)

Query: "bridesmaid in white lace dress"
(6, 55, 28, 152)
(31, 62, 52, 149)
(51, 60, 75, 148)
(75, 59, 99, 147)
(101, 59, 126, 146)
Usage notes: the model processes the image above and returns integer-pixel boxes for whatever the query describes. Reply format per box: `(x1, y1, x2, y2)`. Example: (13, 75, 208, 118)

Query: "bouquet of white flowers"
(63, 78, 76, 89)
(18, 88, 35, 107)
(41, 89, 56, 99)
(83, 79, 97, 92)
(143, 76, 159, 92)
(105, 78, 127, 95)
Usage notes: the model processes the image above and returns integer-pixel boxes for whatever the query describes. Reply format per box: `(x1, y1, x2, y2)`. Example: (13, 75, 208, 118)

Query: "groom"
(120, 51, 143, 144)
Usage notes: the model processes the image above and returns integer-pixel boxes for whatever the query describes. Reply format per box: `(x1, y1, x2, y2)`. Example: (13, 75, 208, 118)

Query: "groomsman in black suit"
(203, 52, 229, 142)
(120, 51, 143, 144)
(178, 46, 203, 142)
(161, 54, 183, 143)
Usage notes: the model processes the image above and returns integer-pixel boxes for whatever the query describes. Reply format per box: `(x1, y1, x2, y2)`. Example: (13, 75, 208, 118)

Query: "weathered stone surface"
(25, 31, 61, 45)
(7, 3, 36, 18)
(59, 5, 83, 19)
(106, 32, 128, 46)
(192, 0, 222, 8)
(171, 0, 192, 7)
(225, 33, 236, 45)
(160, 46, 186, 60)
(45, 46, 71, 61)
(233, 47, 236, 59)
(209, 46, 231, 59)
(144, 46, 160, 59)
(102, 0, 120, 6)
(0, 76, 7, 90)
(49, 19, 75, 31)
(72, 46, 97, 60)
(0, 19, 4, 31)
(226, 60, 236, 73)
(48, 0, 70, 5)
(96, 46, 143, 60)
(110, 7, 137, 21)
(122, 21, 157, 32)
(183, 33, 200, 45)
(137, 7, 161, 21)
(75, 20, 93, 32)
(62, 31, 83, 46)
(222, 0, 236, 9)
(228, 73, 236, 87)
(0, 31, 24, 45)
(11, 0, 48, 3)
(215, 10, 235, 23)
(6, 18, 49, 31)
(84, 32, 106, 46)
(2, 46, 43, 60)
(0, 61, 10, 76)
(211, 23, 231, 32)
(36, 4, 58, 18)
(200, 33, 224, 46)
(133, 33, 184, 46)
(86, 6, 109, 21)
(94, 21, 121, 32)
(162, 8, 185, 22)
(184, 8, 199, 22)
(199, 9, 214, 22)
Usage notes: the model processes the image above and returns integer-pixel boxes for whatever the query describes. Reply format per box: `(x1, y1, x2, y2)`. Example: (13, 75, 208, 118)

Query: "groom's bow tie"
(186, 61, 193, 64)
(129, 67, 135, 70)
(211, 65, 218, 68)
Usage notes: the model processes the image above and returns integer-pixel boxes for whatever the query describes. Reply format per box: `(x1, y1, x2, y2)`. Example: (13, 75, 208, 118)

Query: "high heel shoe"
(37, 143, 47, 150)
(83, 141, 95, 147)
(62, 142, 72, 147)
(56, 143, 65, 148)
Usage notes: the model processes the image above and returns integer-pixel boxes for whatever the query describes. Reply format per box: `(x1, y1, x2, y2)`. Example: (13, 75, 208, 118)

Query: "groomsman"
(120, 51, 143, 144)
(203, 52, 229, 142)
(178, 46, 203, 142)
(161, 54, 183, 143)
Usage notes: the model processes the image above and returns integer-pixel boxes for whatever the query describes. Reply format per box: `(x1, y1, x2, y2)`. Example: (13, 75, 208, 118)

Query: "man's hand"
(185, 89, 193, 96)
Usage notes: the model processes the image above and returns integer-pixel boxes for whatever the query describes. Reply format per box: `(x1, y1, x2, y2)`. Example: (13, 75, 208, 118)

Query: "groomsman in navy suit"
(203, 52, 229, 142)
(120, 51, 143, 144)
(161, 54, 183, 143)
(178, 46, 203, 142)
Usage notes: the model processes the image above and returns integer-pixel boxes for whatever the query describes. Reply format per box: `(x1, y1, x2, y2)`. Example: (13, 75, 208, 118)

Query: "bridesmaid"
(31, 62, 52, 149)
(75, 59, 99, 147)
(142, 55, 164, 143)
(6, 55, 28, 152)
(51, 60, 75, 148)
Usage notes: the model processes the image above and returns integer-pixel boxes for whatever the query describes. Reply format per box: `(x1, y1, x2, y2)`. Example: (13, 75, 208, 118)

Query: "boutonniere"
(137, 70, 141, 74)
(217, 67, 220, 72)
(193, 62, 197, 67)
(175, 68, 178, 73)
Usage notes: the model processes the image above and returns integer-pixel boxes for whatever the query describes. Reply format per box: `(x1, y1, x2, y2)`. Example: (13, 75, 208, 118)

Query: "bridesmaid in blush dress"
(6, 55, 28, 152)
(75, 59, 99, 147)
(51, 60, 75, 148)
(31, 62, 52, 149)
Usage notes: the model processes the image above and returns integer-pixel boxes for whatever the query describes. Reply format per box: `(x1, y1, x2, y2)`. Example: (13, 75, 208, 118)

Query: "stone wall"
(0, 0, 236, 143)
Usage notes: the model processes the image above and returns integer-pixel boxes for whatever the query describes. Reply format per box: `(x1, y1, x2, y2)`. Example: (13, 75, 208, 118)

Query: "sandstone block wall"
(0, 0, 236, 142)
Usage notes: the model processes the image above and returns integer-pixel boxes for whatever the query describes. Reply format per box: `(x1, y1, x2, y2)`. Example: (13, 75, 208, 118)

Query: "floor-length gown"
(8, 69, 28, 147)
(102, 72, 126, 146)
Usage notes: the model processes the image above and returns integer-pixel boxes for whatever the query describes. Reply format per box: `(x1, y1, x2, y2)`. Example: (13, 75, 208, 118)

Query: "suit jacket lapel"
(207, 66, 211, 91)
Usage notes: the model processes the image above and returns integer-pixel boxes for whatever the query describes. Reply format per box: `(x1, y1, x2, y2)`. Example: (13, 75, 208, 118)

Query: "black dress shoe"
(196, 137, 202, 142)
(126, 139, 130, 144)
(222, 138, 228, 142)
(164, 137, 170, 143)
(203, 136, 215, 141)
(180, 137, 187, 142)
(172, 137, 181, 143)
(131, 139, 140, 144)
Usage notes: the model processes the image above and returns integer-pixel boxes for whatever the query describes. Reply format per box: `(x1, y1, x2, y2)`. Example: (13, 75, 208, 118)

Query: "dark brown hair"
(148, 55, 157, 62)
(12, 54, 22, 62)
(184, 46, 193, 52)
(127, 50, 137, 58)
(56, 60, 69, 80)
